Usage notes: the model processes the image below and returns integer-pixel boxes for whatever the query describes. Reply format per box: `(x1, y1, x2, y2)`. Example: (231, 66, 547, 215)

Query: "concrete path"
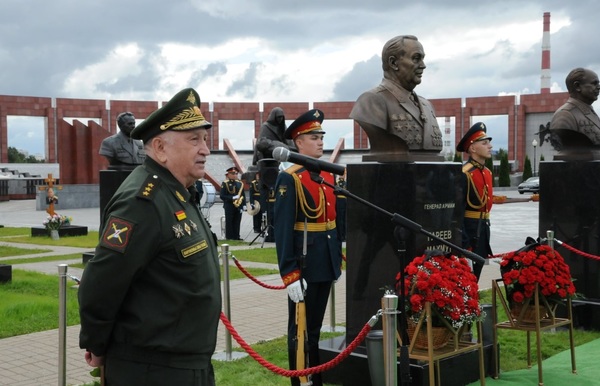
(0, 189, 539, 385)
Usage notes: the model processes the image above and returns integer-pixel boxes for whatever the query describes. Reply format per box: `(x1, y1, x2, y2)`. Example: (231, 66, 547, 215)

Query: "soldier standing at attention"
(78, 88, 221, 386)
(220, 167, 245, 240)
(274, 109, 343, 386)
(456, 122, 493, 280)
(249, 173, 264, 233)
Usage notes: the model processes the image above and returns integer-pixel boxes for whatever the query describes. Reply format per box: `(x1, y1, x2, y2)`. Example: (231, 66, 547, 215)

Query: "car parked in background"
(518, 177, 539, 194)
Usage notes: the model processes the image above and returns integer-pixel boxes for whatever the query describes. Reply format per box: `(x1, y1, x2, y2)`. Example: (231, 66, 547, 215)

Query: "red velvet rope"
(219, 311, 373, 378)
(232, 257, 286, 290)
(556, 240, 600, 261)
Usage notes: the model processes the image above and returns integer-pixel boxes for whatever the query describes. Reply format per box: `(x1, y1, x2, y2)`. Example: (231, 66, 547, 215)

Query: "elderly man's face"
(161, 128, 211, 187)
(577, 70, 600, 105)
(390, 39, 426, 91)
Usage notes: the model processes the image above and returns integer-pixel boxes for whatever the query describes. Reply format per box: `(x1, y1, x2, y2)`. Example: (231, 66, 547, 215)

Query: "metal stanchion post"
(547, 230, 554, 250)
(58, 264, 68, 386)
(213, 244, 247, 361)
(382, 293, 398, 386)
(220, 216, 226, 239)
(321, 284, 346, 333)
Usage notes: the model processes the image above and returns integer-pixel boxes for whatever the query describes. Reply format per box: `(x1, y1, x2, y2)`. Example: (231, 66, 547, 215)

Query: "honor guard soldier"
(274, 109, 343, 386)
(457, 122, 494, 280)
(78, 88, 221, 386)
(220, 166, 246, 240)
(249, 173, 264, 233)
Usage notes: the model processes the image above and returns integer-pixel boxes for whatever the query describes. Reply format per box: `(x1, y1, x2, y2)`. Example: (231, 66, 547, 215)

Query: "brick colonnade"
(0, 92, 568, 184)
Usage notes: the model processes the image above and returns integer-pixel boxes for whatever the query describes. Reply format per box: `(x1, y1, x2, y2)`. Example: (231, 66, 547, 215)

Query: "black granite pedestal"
(31, 225, 88, 237)
(100, 168, 136, 213)
(319, 335, 497, 386)
(0, 264, 12, 283)
(539, 160, 600, 330)
(344, 162, 463, 343)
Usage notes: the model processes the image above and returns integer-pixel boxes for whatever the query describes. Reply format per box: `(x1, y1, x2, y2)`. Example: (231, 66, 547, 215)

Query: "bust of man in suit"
(99, 112, 146, 166)
(350, 35, 443, 162)
(549, 67, 600, 160)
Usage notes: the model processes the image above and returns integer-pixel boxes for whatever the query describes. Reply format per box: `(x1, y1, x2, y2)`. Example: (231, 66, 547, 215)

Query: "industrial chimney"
(540, 12, 551, 94)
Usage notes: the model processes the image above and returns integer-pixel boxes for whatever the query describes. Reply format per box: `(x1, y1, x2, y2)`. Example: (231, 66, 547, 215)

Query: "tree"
(7, 147, 42, 163)
(453, 152, 462, 163)
(498, 151, 511, 187)
(522, 155, 533, 181)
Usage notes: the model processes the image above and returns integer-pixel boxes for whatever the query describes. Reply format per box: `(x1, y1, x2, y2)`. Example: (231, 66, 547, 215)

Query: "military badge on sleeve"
(100, 216, 133, 253)
(278, 185, 287, 198)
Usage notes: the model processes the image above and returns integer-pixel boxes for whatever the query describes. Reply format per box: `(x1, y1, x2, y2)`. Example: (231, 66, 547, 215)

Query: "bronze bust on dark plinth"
(99, 112, 146, 170)
(350, 35, 443, 162)
(549, 67, 600, 160)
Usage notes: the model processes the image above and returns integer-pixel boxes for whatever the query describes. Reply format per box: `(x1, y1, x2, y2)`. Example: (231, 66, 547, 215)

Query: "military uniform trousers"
(105, 355, 215, 386)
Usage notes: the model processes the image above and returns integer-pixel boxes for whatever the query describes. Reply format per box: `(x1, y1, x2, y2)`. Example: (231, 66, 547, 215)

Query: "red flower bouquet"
(500, 242, 576, 305)
(396, 252, 484, 329)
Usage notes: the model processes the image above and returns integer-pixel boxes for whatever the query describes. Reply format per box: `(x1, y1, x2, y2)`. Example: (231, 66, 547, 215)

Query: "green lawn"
(1, 227, 599, 385)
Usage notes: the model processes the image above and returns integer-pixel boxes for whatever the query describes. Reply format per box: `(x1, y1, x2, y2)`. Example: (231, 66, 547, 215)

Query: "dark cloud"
(0, 0, 599, 103)
(225, 62, 264, 99)
(189, 62, 228, 87)
(331, 55, 380, 102)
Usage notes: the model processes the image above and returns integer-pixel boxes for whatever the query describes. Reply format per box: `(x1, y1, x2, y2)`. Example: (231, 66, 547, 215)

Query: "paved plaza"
(0, 189, 539, 385)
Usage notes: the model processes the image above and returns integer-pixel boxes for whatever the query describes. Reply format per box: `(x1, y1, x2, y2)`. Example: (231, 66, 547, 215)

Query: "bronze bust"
(549, 67, 600, 160)
(99, 112, 146, 167)
(350, 35, 443, 162)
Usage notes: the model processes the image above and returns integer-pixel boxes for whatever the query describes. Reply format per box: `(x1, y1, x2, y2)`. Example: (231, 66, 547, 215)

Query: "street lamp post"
(532, 139, 538, 176)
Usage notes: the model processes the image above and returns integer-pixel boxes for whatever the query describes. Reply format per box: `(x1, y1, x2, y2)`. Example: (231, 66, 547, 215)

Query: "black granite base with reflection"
(100, 168, 135, 215)
(319, 335, 496, 386)
(539, 161, 600, 330)
(345, 162, 463, 344)
(31, 225, 88, 237)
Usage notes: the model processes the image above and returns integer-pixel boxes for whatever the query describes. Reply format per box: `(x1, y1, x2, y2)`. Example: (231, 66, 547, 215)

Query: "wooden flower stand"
(491, 279, 576, 385)
(398, 302, 486, 386)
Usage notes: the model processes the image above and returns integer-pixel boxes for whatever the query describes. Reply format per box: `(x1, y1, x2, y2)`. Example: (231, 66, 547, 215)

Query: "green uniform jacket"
(78, 157, 221, 369)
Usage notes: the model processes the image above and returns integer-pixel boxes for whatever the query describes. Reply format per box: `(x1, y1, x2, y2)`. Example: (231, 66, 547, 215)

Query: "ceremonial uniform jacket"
(219, 178, 246, 209)
(274, 165, 343, 285)
(249, 179, 262, 205)
(349, 78, 443, 151)
(460, 158, 493, 256)
(78, 157, 221, 369)
(550, 97, 600, 146)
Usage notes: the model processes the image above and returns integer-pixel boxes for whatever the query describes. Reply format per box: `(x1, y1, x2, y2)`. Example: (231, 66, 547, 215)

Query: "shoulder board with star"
(137, 175, 162, 200)
(284, 164, 303, 174)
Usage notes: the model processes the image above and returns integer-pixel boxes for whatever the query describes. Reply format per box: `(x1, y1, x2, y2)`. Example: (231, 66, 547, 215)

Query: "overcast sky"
(2, 1, 599, 157)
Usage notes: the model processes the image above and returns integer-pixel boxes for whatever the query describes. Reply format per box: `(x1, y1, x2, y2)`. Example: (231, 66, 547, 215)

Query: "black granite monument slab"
(31, 225, 88, 237)
(100, 167, 136, 213)
(0, 264, 12, 283)
(344, 162, 463, 343)
(319, 335, 497, 386)
(539, 160, 600, 329)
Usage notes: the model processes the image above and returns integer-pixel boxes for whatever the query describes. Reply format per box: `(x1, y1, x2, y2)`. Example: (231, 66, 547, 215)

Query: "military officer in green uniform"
(78, 88, 221, 386)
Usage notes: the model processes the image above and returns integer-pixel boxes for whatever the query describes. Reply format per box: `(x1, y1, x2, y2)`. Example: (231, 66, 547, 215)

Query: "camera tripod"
(249, 212, 274, 247)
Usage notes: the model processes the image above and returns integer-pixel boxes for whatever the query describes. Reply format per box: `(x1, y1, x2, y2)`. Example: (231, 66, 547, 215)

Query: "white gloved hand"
(287, 279, 307, 303)
(233, 195, 240, 200)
